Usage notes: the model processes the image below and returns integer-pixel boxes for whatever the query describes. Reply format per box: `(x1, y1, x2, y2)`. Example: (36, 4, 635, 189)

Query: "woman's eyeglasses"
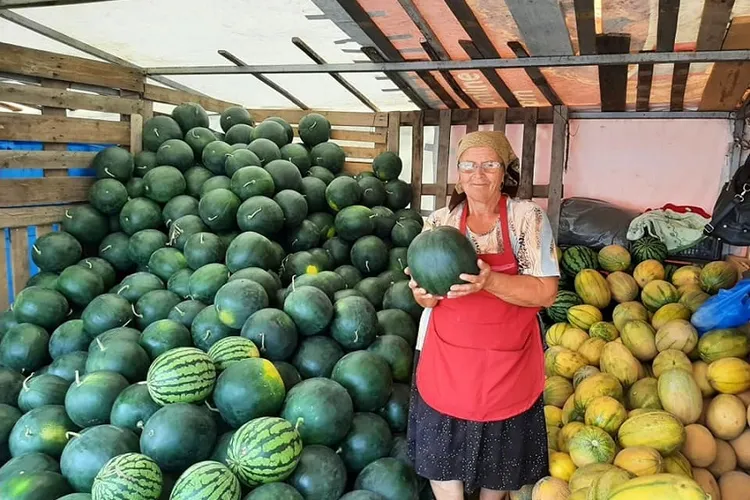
(457, 161, 503, 173)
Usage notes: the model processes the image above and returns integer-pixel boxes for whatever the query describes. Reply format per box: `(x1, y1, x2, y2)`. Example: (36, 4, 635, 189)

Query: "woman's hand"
(448, 259, 492, 299)
(405, 267, 441, 308)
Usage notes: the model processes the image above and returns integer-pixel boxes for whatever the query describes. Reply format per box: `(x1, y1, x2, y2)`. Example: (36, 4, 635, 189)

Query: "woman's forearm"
(483, 272, 559, 307)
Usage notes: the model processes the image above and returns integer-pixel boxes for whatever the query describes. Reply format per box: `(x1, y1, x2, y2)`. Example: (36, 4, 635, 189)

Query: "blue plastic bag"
(691, 278, 750, 335)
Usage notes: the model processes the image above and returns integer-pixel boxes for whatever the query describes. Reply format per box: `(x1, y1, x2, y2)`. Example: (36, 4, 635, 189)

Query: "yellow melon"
(692, 468, 720, 500)
(652, 349, 692, 378)
(729, 429, 750, 470)
(585, 467, 633, 500)
(554, 350, 590, 379)
(654, 319, 698, 354)
(549, 451, 577, 482)
(706, 394, 747, 441)
(577, 337, 606, 366)
(600, 342, 641, 387)
(546, 322, 570, 347)
(544, 376, 575, 408)
(588, 321, 619, 342)
(545, 346, 566, 377)
(573, 365, 601, 389)
(575, 269, 612, 309)
(558, 421, 586, 453)
(657, 368, 703, 425)
(620, 320, 658, 361)
(626, 377, 662, 410)
(545, 405, 564, 428)
(613, 446, 663, 477)
(707, 357, 750, 394)
(663, 451, 694, 478)
(574, 372, 624, 409)
(682, 424, 717, 467)
(584, 396, 627, 434)
(679, 288, 711, 314)
(547, 425, 561, 452)
(736, 390, 750, 407)
(612, 302, 649, 332)
(531, 476, 570, 500)
(563, 394, 585, 425)
(633, 259, 665, 288)
(671, 265, 702, 288)
(606, 272, 639, 303)
(651, 303, 692, 331)
(692, 360, 716, 398)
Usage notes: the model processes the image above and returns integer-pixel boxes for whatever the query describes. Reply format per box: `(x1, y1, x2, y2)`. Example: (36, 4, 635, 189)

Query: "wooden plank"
(0, 204, 81, 229)
(408, 107, 554, 125)
(415, 70, 458, 108)
(701, 17, 750, 110)
(411, 112, 424, 210)
(0, 230, 7, 310)
(507, 41, 563, 105)
(518, 108, 538, 199)
(422, 183, 550, 198)
(696, 0, 735, 50)
(0, 82, 143, 115)
(329, 129, 386, 143)
(0, 42, 143, 92)
(0, 178, 94, 207)
(493, 108, 507, 132)
(0, 114, 130, 145)
(420, 40, 478, 108)
(465, 109, 479, 134)
(504, 0, 574, 56)
(435, 110, 451, 209)
(344, 146, 386, 160)
(547, 106, 568, 237)
(0, 151, 96, 170)
(573, 0, 597, 55)
(595, 34, 631, 112)
(40, 79, 69, 179)
(636, 62, 654, 111)
(130, 114, 143, 155)
(142, 84, 239, 114)
(249, 109, 388, 128)
(35, 225, 53, 238)
(342, 162, 373, 175)
(387, 112, 401, 154)
(459, 40, 521, 107)
(10, 227, 30, 296)
(657, 0, 681, 51)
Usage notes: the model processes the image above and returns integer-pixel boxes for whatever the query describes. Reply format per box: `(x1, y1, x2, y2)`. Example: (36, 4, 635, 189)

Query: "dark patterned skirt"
(406, 351, 549, 494)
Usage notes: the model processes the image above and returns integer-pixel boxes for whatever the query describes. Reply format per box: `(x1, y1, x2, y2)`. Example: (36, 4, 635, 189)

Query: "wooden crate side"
(0, 82, 145, 115)
(143, 84, 239, 114)
(0, 205, 79, 228)
(0, 114, 130, 145)
(9, 227, 30, 297)
(250, 109, 388, 128)
(0, 178, 95, 207)
(0, 229, 8, 310)
(411, 112, 425, 211)
(0, 42, 144, 92)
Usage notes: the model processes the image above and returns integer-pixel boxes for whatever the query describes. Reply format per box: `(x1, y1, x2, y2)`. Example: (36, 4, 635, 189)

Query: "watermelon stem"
(208, 215, 218, 221)
(22, 372, 34, 391)
(74, 370, 81, 386)
(154, 128, 160, 138)
(32, 244, 41, 255)
(205, 401, 219, 412)
(136, 420, 145, 430)
(65, 210, 72, 219)
(117, 284, 130, 295)
(247, 208, 262, 219)
(95, 337, 106, 352)
(291, 275, 296, 292)
(83, 260, 92, 269)
(174, 306, 184, 316)
(204, 329, 212, 341)
(354, 329, 359, 343)
(100, 245, 112, 253)
(66, 431, 81, 440)
(131, 304, 143, 319)
(104, 168, 115, 179)
(242, 180, 257, 188)
(294, 417, 304, 431)
(365, 261, 371, 273)
(122, 318, 132, 328)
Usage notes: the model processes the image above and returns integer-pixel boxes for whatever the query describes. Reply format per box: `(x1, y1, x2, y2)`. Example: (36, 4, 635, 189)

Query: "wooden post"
(130, 114, 143, 155)
(435, 110, 452, 209)
(518, 108, 538, 199)
(465, 109, 479, 133)
(493, 108, 507, 132)
(411, 112, 424, 211)
(548, 106, 569, 238)
(0, 231, 8, 310)
(387, 111, 401, 154)
(10, 227, 29, 297)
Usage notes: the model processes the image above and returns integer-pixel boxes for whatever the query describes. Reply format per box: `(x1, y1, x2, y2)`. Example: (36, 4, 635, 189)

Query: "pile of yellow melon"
(524, 245, 750, 500)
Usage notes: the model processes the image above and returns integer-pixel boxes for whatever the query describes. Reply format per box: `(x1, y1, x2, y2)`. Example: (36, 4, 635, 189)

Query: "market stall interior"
(1, 0, 750, 499)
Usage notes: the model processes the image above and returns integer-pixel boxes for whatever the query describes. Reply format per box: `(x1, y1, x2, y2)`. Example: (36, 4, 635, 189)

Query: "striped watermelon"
(226, 416, 303, 487)
(630, 236, 668, 263)
(207, 336, 260, 371)
(561, 246, 599, 277)
(546, 291, 582, 324)
(146, 347, 216, 405)
(91, 453, 162, 500)
(170, 461, 241, 500)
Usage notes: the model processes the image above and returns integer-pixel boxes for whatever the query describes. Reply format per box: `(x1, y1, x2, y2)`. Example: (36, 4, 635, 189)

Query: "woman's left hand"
(447, 259, 492, 299)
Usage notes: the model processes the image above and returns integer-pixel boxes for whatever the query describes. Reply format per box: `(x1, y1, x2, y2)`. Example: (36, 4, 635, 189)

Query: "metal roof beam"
(145, 50, 750, 75)
(0, 0, 117, 8)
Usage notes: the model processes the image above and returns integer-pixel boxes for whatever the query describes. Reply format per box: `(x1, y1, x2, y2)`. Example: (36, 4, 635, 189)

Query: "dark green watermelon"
(98, 233, 133, 272)
(241, 308, 298, 361)
(143, 116, 182, 152)
(184, 166, 214, 198)
(376, 310, 417, 348)
(236, 196, 284, 236)
(339, 412, 393, 473)
(213, 358, 285, 427)
(156, 139, 194, 172)
(109, 383, 161, 435)
(280, 143, 311, 174)
(287, 444, 347, 499)
(280, 377, 353, 448)
(274, 190, 308, 228)
(225, 123, 255, 146)
(0, 323, 51, 373)
(119, 198, 162, 235)
(283, 286, 333, 336)
(190, 306, 237, 351)
(61, 205, 109, 246)
(310, 142, 345, 174)
(56, 266, 105, 308)
(252, 120, 288, 147)
(113, 272, 164, 303)
(384, 180, 411, 211)
(221, 107, 254, 132)
(32, 232, 82, 273)
(292, 336, 345, 379)
(17, 373, 69, 413)
(331, 351, 393, 412)
(367, 335, 413, 383)
(298, 113, 331, 146)
(46, 351, 88, 384)
(378, 383, 410, 433)
(85, 339, 150, 382)
(354, 457, 419, 500)
(134, 150, 157, 178)
(89, 179, 128, 215)
(372, 152, 403, 181)
(147, 248, 188, 283)
(351, 236, 389, 276)
(172, 102, 209, 133)
(326, 176, 361, 212)
(64, 371, 129, 427)
(9, 405, 78, 458)
(92, 146, 134, 182)
(162, 195, 199, 227)
(330, 296, 378, 350)
(247, 138, 282, 166)
(168, 300, 206, 328)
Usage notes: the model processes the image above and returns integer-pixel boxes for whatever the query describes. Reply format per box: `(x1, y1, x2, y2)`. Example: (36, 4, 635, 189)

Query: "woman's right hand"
(405, 267, 440, 308)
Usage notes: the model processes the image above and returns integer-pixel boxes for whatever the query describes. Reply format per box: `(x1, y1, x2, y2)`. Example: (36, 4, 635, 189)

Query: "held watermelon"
(406, 226, 479, 297)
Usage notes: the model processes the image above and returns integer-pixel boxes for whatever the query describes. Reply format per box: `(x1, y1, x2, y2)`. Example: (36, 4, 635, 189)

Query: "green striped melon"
(561, 246, 599, 277)
(226, 416, 303, 487)
(568, 425, 616, 467)
(640, 280, 679, 312)
(207, 336, 260, 371)
(170, 461, 241, 500)
(546, 290, 582, 324)
(630, 236, 668, 263)
(146, 347, 216, 405)
(574, 269, 611, 309)
(91, 453, 162, 500)
(698, 328, 750, 363)
(598, 245, 631, 272)
(700, 260, 738, 294)
(566, 304, 602, 331)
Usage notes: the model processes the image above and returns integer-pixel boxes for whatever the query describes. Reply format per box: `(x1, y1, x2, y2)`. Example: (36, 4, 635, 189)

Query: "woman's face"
(458, 146, 505, 204)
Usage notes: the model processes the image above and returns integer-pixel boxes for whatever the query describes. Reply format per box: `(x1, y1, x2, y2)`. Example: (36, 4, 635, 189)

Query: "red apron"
(416, 197, 545, 422)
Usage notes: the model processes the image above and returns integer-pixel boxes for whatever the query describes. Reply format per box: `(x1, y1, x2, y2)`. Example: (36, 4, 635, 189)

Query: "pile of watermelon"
(0, 103, 428, 500)
(533, 238, 750, 499)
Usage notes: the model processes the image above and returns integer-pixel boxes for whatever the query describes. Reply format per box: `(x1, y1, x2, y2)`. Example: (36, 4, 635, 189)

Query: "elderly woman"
(406, 131, 560, 500)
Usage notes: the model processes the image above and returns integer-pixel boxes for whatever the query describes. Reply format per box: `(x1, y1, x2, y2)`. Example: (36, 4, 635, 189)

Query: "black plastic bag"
(557, 197, 639, 249)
